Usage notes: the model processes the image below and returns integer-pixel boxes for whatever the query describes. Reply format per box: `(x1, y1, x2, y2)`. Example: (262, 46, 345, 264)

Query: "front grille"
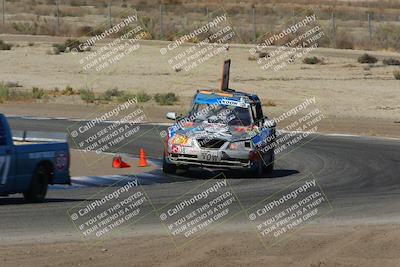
(197, 138, 226, 149)
(221, 152, 249, 163)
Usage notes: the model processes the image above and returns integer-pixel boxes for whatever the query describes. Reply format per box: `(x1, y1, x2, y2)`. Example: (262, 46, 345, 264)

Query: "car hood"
(173, 121, 259, 142)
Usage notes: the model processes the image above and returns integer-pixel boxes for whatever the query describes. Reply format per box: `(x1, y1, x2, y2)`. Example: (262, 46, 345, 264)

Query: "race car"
(163, 88, 276, 177)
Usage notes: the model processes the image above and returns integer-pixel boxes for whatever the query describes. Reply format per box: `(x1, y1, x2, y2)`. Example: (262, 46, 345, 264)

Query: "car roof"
(195, 88, 259, 104)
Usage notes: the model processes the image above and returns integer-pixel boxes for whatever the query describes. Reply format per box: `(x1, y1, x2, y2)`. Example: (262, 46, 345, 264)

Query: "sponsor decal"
(219, 98, 249, 108)
(29, 151, 55, 159)
(56, 152, 68, 171)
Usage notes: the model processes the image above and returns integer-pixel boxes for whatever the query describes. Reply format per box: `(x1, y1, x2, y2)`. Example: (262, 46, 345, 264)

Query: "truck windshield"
(190, 104, 253, 126)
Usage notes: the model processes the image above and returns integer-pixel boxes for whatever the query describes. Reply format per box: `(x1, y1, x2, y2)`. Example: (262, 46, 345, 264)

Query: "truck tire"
(162, 155, 177, 174)
(24, 165, 49, 203)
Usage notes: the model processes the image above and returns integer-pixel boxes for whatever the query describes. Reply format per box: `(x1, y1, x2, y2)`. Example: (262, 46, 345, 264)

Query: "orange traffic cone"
(120, 160, 131, 168)
(112, 156, 122, 168)
(138, 148, 148, 167)
(112, 155, 131, 168)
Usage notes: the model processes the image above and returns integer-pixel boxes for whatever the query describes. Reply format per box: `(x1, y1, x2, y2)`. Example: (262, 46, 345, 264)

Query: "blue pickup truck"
(0, 114, 70, 202)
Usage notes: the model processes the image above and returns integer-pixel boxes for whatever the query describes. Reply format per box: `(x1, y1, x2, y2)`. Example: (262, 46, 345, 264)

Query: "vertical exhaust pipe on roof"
(220, 59, 231, 91)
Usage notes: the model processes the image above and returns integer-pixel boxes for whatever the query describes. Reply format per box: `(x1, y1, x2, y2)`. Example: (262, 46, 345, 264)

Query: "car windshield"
(190, 103, 253, 126)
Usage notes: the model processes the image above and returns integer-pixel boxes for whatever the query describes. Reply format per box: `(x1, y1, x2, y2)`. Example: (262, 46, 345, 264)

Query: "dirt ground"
(0, 34, 399, 127)
(0, 224, 399, 267)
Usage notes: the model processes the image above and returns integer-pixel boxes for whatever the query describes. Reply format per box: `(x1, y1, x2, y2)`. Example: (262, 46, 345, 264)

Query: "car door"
(251, 103, 273, 156)
(0, 117, 14, 190)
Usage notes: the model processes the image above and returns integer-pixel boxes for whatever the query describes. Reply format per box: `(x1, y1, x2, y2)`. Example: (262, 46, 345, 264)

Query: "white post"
(56, 0, 59, 35)
(160, 5, 163, 39)
(331, 12, 336, 44)
(2, 0, 5, 25)
(108, 1, 112, 28)
(368, 13, 372, 40)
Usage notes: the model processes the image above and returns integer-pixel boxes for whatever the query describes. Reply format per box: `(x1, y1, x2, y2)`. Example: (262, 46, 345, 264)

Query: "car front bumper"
(166, 153, 252, 169)
(165, 143, 255, 169)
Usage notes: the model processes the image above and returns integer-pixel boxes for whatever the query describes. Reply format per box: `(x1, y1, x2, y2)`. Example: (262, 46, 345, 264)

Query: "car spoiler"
(12, 130, 68, 142)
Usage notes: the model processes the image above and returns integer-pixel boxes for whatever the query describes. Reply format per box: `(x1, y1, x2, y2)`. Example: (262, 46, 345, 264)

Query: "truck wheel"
(162, 155, 177, 174)
(24, 165, 49, 203)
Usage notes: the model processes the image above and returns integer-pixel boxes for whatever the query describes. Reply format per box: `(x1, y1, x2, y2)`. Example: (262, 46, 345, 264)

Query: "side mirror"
(263, 119, 276, 128)
(166, 112, 177, 120)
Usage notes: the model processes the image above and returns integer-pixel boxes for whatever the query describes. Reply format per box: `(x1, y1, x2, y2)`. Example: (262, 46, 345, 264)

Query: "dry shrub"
(394, 70, 400, 80)
(263, 100, 277, 107)
(334, 30, 354, 49)
(258, 51, 269, 59)
(383, 58, 400, 66)
(358, 53, 378, 64)
(59, 6, 86, 17)
(76, 25, 94, 36)
(33, 5, 54, 16)
(303, 56, 325, 65)
(0, 40, 13, 50)
(375, 24, 400, 51)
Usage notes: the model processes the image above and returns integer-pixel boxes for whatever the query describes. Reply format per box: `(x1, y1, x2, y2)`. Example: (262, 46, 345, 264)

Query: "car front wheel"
(249, 160, 264, 178)
(162, 154, 177, 174)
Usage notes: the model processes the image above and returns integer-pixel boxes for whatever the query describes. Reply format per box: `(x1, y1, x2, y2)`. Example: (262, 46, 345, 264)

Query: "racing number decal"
(0, 156, 11, 185)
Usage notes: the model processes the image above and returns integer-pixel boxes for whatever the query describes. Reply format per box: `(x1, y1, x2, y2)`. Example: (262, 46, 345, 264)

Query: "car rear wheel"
(163, 154, 177, 174)
(24, 165, 49, 203)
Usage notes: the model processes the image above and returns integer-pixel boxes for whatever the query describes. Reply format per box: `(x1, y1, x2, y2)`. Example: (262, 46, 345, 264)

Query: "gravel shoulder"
(0, 224, 399, 267)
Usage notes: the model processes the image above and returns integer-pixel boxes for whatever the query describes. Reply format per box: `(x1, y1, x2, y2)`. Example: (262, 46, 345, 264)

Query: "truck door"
(0, 116, 15, 189)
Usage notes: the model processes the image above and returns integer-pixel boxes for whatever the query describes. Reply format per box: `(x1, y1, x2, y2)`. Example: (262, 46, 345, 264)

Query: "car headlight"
(170, 134, 193, 147)
(228, 140, 252, 150)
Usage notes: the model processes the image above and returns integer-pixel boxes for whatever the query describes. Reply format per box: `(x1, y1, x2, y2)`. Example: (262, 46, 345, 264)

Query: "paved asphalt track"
(0, 117, 399, 244)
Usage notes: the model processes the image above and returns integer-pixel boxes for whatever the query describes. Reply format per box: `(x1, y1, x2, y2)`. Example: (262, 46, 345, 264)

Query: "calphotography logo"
(247, 175, 333, 248)
(67, 179, 153, 242)
(71, 8, 149, 73)
(252, 96, 333, 165)
(155, 173, 243, 248)
(248, 8, 329, 72)
(67, 99, 155, 166)
(159, 11, 238, 72)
